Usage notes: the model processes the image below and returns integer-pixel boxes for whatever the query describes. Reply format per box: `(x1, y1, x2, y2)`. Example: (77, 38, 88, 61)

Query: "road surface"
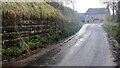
(28, 23, 115, 66)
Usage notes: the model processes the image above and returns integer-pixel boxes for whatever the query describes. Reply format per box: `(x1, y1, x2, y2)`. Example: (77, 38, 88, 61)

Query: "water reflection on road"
(27, 23, 115, 66)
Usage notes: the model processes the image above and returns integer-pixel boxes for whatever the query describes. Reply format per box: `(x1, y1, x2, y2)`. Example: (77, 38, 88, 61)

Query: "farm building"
(85, 8, 111, 23)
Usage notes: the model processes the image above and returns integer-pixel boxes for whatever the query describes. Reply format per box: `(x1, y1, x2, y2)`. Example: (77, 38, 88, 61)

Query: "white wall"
(85, 14, 107, 23)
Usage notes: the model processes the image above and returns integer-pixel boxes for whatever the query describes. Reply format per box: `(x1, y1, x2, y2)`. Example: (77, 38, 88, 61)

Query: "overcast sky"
(73, 0, 106, 13)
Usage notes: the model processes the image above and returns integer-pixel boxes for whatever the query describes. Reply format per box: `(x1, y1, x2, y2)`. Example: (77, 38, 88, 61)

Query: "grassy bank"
(2, 2, 82, 62)
(104, 21, 120, 43)
(2, 2, 63, 20)
(104, 21, 120, 66)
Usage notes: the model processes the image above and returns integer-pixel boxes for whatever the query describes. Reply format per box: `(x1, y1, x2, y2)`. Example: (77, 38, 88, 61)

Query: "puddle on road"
(26, 24, 92, 66)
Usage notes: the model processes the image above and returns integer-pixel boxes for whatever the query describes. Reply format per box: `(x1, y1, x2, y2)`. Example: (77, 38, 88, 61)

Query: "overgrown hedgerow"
(104, 21, 120, 43)
(2, 31, 60, 61)
(2, 2, 82, 61)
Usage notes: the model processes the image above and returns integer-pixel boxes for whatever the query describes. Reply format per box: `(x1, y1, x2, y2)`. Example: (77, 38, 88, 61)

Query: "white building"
(85, 8, 111, 23)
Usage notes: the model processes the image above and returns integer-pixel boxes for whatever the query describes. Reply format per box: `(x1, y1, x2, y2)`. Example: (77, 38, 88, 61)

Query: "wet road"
(28, 23, 115, 66)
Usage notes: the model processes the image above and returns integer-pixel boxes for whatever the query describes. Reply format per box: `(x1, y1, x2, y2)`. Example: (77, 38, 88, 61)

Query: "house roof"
(86, 8, 107, 14)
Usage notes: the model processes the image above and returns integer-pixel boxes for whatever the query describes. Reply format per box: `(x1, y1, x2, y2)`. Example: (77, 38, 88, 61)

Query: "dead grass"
(2, 2, 63, 20)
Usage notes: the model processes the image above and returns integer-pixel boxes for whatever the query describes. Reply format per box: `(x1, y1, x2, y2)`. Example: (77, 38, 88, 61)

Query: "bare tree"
(101, 0, 119, 20)
(117, 1, 120, 21)
(63, 0, 75, 11)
